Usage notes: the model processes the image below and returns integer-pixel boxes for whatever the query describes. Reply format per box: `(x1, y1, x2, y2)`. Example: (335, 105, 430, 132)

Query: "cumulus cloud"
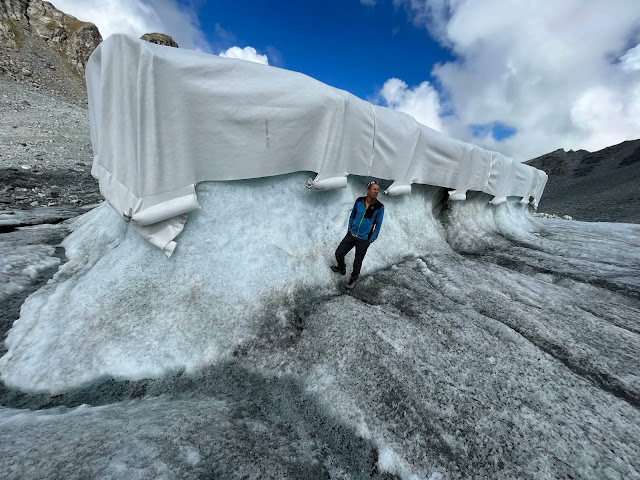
(390, 0, 640, 160)
(379, 78, 442, 131)
(50, 1, 271, 67)
(50, 0, 211, 51)
(570, 85, 640, 152)
(620, 44, 640, 72)
(219, 46, 269, 65)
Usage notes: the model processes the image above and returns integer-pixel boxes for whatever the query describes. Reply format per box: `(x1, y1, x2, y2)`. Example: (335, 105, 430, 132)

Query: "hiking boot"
(346, 278, 357, 290)
(331, 265, 346, 275)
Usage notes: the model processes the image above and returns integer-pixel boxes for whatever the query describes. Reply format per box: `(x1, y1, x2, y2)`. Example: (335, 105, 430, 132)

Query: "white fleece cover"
(86, 34, 547, 255)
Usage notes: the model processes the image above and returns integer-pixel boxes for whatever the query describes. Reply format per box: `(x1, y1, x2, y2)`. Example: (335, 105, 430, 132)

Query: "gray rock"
(0, 0, 102, 105)
(526, 139, 640, 223)
(140, 33, 179, 48)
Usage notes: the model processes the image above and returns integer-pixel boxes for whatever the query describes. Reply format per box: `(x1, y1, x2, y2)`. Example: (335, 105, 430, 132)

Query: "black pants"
(335, 233, 370, 281)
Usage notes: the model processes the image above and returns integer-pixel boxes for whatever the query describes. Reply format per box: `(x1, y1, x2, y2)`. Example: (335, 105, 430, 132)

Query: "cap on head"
(367, 181, 379, 189)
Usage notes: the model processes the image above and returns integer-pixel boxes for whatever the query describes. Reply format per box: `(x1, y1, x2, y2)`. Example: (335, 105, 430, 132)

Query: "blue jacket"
(348, 197, 384, 242)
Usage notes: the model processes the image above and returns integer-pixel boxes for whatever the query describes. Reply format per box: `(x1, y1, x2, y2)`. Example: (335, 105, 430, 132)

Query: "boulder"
(140, 32, 178, 48)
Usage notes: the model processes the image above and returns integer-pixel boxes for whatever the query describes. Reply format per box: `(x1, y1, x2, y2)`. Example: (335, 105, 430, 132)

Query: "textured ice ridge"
(0, 173, 538, 393)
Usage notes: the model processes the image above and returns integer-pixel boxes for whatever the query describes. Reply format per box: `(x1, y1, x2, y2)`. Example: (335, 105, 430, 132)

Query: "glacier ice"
(1, 174, 451, 392)
(0, 173, 639, 480)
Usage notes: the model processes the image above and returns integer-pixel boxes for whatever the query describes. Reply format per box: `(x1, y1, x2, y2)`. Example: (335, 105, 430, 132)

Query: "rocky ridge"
(0, 0, 102, 105)
(526, 139, 640, 223)
(0, 0, 181, 214)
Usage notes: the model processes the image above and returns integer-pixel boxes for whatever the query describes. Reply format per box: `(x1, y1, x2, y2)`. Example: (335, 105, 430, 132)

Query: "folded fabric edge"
(130, 214, 189, 257)
(131, 194, 200, 226)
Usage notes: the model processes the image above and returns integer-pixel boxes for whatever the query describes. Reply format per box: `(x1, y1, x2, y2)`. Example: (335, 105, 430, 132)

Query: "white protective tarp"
(86, 34, 547, 255)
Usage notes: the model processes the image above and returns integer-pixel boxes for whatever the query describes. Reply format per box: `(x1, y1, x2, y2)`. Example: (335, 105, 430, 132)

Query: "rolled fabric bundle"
(448, 189, 467, 201)
(384, 180, 412, 196)
(306, 173, 348, 190)
(131, 193, 200, 226)
(490, 196, 507, 205)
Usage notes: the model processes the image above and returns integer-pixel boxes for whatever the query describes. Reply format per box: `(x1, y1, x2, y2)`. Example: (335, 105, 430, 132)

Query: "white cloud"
(379, 78, 442, 131)
(390, 0, 640, 160)
(49, 0, 211, 52)
(49, 0, 271, 67)
(219, 46, 269, 65)
(361, 0, 378, 6)
(620, 44, 640, 72)
(570, 85, 640, 152)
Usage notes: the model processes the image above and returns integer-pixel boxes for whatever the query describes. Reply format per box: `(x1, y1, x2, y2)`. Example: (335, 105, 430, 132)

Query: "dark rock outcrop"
(525, 139, 640, 223)
(141, 33, 178, 48)
(28, 1, 102, 76)
(0, 0, 102, 104)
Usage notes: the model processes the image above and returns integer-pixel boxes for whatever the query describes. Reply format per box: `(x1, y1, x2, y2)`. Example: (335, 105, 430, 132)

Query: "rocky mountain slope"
(0, 79, 99, 210)
(525, 139, 640, 223)
(0, 0, 102, 105)
(0, 1, 181, 213)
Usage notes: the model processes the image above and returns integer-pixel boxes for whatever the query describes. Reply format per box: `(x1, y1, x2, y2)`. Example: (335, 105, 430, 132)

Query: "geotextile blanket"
(86, 34, 547, 255)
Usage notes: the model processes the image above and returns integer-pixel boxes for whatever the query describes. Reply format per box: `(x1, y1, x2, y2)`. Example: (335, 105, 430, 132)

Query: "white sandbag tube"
(306, 173, 348, 191)
(448, 190, 467, 201)
(384, 181, 411, 196)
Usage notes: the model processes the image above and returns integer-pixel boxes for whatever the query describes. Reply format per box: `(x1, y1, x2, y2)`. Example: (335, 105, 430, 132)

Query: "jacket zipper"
(355, 202, 367, 238)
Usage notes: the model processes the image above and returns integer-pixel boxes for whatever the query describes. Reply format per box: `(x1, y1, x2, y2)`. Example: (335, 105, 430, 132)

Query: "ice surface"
(0, 241, 59, 299)
(1, 173, 639, 479)
(0, 212, 79, 355)
(1, 174, 449, 393)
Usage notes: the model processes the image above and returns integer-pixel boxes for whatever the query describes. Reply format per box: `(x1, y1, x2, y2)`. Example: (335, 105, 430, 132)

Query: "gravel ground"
(0, 79, 100, 211)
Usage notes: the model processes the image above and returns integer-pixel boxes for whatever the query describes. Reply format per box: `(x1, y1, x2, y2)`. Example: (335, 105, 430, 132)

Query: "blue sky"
(51, 0, 640, 161)
(193, 0, 453, 101)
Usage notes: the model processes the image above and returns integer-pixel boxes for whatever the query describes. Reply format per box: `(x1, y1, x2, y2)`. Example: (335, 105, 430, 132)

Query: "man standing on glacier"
(331, 181, 385, 290)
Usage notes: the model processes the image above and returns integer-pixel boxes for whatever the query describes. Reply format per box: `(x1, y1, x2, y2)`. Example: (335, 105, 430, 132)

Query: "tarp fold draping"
(86, 34, 547, 255)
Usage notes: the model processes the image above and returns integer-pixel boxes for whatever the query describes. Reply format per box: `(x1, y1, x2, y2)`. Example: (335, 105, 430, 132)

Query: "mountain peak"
(0, 0, 102, 104)
(525, 138, 640, 222)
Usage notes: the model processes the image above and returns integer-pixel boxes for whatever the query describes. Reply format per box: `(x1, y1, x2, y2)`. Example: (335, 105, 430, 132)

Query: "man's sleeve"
(369, 207, 384, 242)
(349, 201, 358, 223)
